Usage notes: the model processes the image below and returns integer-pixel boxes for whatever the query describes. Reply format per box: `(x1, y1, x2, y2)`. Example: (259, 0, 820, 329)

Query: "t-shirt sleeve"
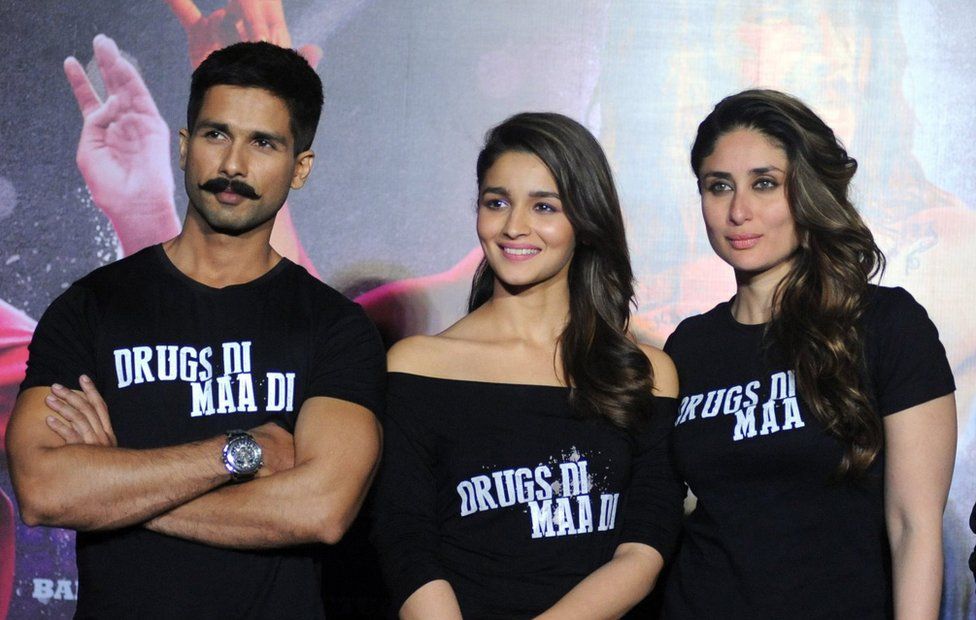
(306, 303, 386, 416)
(663, 330, 678, 356)
(370, 378, 448, 611)
(663, 320, 691, 376)
(617, 396, 685, 562)
(868, 287, 955, 416)
(20, 285, 98, 393)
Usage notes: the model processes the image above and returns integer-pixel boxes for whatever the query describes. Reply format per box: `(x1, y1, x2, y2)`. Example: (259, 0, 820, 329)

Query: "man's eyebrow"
(251, 130, 289, 145)
(196, 120, 230, 133)
(195, 122, 289, 146)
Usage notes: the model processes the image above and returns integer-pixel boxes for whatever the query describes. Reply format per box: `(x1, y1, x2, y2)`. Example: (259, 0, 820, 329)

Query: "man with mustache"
(6, 41, 385, 618)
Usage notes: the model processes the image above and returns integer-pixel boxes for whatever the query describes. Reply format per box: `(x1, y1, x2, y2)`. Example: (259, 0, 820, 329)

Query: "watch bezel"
(222, 430, 263, 480)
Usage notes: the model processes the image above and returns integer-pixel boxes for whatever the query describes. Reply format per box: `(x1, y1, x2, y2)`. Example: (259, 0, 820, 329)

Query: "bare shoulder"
(386, 313, 505, 380)
(386, 335, 453, 375)
(637, 343, 679, 398)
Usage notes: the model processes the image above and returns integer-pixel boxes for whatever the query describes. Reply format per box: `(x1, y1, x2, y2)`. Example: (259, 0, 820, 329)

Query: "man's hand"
(64, 35, 180, 255)
(9, 387, 230, 530)
(45, 375, 116, 447)
(167, 0, 322, 69)
(143, 397, 380, 548)
(45, 375, 296, 475)
(249, 422, 295, 477)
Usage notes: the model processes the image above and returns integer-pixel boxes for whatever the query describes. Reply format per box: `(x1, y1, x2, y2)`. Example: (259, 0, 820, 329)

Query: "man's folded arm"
(144, 395, 381, 548)
(6, 387, 232, 531)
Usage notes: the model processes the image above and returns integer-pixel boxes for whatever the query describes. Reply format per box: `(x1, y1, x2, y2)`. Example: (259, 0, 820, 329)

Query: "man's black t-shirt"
(662, 285, 954, 619)
(21, 245, 386, 619)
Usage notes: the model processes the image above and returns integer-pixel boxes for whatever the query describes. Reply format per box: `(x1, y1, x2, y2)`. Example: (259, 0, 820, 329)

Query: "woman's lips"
(727, 234, 761, 250)
(499, 244, 541, 261)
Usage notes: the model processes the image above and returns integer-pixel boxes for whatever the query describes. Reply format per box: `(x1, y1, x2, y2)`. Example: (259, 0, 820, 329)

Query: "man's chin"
(186, 199, 282, 238)
(195, 208, 276, 238)
(208, 223, 251, 237)
(201, 215, 272, 237)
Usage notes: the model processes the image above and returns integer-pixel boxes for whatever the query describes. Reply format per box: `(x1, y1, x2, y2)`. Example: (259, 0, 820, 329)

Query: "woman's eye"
(481, 199, 507, 210)
(534, 202, 558, 213)
(754, 178, 777, 190)
(707, 181, 732, 194)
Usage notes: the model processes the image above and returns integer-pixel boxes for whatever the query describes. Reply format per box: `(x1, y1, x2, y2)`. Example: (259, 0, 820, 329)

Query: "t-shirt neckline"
(719, 296, 768, 334)
(151, 244, 292, 294)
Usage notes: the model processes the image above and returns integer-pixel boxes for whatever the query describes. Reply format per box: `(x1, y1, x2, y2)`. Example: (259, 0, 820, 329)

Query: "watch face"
(229, 438, 262, 474)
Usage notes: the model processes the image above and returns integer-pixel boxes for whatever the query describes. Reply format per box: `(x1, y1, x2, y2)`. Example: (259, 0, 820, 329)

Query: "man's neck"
(162, 221, 282, 289)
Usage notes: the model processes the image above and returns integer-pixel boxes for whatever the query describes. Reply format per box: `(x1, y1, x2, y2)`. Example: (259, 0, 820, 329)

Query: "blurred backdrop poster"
(1, 1, 974, 617)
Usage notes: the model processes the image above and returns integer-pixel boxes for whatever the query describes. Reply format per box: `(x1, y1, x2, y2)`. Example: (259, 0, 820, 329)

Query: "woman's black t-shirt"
(663, 285, 954, 619)
(372, 372, 684, 619)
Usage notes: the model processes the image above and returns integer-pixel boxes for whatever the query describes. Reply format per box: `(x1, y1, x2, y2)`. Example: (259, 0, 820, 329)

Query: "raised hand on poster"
(64, 35, 181, 255)
(167, 0, 322, 69)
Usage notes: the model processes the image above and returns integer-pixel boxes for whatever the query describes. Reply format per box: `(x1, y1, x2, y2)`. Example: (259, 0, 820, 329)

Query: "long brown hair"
(470, 112, 653, 432)
(691, 90, 886, 478)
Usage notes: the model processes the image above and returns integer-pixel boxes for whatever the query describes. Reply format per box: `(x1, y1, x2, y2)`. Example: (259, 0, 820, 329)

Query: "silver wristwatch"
(222, 430, 263, 480)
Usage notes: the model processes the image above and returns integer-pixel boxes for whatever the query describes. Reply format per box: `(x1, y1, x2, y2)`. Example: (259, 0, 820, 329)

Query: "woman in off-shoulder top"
(371, 112, 684, 620)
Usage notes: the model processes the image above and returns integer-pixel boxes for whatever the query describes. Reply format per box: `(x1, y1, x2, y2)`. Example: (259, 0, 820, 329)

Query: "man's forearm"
(145, 457, 368, 548)
(145, 398, 381, 549)
(14, 433, 229, 531)
(10, 387, 303, 533)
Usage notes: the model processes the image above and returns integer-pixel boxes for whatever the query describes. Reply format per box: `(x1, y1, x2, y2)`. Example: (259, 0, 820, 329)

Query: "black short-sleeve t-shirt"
(21, 245, 386, 619)
(371, 373, 684, 619)
(662, 285, 954, 619)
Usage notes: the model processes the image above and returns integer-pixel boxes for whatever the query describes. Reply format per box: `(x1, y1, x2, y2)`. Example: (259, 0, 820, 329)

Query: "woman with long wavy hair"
(663, 89, 957, 618)
(371, 112, 684, 619)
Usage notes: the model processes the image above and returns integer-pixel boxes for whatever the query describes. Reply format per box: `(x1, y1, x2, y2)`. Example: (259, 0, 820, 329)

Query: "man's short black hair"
(187, 42, 323, 155)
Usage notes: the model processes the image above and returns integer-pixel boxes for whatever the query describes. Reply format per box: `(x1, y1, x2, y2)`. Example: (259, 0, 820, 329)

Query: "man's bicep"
(8, 387, 63, 456)
(6, 387, 65, 521)
(293, 396, 381, 469)
(292, 396, 381, 539)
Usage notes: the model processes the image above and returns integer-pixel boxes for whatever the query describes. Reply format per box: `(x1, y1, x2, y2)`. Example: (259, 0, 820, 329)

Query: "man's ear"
(178, 128, 189, 171)
(290, 150, 315, 189)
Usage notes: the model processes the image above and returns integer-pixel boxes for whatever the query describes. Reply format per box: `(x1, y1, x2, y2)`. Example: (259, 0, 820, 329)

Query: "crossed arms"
(7, 377, 380, 548)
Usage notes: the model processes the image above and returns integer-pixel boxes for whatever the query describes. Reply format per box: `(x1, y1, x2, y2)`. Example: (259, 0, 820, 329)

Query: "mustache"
(199, 177, 261, 200)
